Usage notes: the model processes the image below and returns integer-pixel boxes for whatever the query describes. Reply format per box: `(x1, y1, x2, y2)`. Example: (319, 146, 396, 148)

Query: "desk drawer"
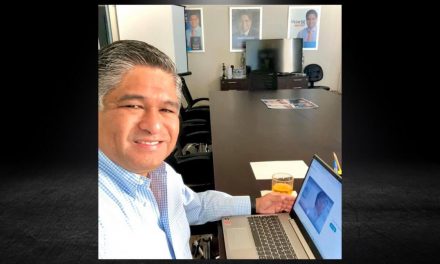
(221, 79, 248, 91)
(277, 76, 308, 89)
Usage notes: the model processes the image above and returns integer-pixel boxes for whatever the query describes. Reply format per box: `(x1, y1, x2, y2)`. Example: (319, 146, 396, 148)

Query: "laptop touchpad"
(226, 228, 254, 249)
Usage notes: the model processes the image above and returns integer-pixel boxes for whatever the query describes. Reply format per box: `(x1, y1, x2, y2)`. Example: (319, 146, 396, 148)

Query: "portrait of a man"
(230, 7, 262, 52)
(298, 176, 334, 234)
(185, 8, 205, 52)
(288, 5, 321, 50)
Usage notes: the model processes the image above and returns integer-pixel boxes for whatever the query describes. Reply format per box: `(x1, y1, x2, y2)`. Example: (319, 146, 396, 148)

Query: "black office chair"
(180, 105, 210, 125)
(179, 73, 211, 124)
(165, 116, 214, 193)
(167, 116, 217, 244)
(248, 70, 278, 90)
(303, 64, 330, 91)
(179, 73, 210, 110)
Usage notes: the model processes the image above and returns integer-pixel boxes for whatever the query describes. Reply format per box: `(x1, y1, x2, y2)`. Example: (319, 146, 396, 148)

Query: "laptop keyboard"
(248, 215, 298, 259)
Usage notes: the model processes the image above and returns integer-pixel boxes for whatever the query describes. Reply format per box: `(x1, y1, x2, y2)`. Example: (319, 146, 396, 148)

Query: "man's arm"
(183, 187, 296, 225)
(183, 188, 251, 225)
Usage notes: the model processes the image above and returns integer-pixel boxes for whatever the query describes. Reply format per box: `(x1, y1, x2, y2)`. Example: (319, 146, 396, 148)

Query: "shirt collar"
(98, 150, 166, 197)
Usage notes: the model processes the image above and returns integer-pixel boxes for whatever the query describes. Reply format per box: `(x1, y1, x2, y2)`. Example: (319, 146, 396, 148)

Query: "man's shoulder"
(249, 28, 259, 37)
(98, 169, 116, 195)
(164, 162, 180, 179)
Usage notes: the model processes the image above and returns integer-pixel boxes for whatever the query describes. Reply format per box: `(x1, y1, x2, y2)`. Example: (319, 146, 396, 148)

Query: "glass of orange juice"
(272, 172, 294, 195)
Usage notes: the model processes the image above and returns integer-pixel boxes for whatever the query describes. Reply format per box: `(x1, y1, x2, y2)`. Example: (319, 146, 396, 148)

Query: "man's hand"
(256, 192, 296, 214)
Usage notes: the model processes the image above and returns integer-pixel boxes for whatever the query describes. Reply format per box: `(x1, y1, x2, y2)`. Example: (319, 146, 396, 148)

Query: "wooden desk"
(210, 89, 341, 196)
(209, 89, 341, 258)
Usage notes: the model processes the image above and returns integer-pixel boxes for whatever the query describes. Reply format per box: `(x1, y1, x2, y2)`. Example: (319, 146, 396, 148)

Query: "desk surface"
(209, 89, 341, 197)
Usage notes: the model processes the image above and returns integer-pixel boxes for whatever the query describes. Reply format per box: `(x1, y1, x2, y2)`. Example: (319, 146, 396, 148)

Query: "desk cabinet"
(220, 75, 308, 91)
(277, 75, 308, 89)
(220, 78, 248, 91)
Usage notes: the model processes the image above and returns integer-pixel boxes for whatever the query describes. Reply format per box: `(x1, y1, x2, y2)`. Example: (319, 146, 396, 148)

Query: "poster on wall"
(230, 7, 262, 52)
(288, 5, 321, 50)
(185, 8, 205, 52)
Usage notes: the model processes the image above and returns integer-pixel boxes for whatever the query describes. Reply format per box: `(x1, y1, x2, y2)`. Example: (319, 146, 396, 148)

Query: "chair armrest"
(182, 108, 211, 123)
(191, 98, 210, 108)
(181, 131, 212, 146)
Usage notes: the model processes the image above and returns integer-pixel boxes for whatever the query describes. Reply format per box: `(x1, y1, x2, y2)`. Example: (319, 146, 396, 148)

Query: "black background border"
(1, 1, 439, 263)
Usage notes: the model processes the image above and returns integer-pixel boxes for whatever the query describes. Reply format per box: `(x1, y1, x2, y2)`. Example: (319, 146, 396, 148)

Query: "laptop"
(222, 155, 342, 259)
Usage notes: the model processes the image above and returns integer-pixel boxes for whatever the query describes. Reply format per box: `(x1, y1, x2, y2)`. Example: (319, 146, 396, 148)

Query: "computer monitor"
(245, 38, 303, 74)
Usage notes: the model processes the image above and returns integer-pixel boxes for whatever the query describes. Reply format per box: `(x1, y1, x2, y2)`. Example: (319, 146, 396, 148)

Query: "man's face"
(316, 198, 326, 215)
(306, 13, 317, 29)
(240, 14, 252, 33)
(99, 66, 180, 176)
(190, 15, 199, 29)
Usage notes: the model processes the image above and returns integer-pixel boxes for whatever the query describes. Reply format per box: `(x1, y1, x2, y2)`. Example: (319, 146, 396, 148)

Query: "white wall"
(108, 5, 342, 97)
(184, 5, 342, 99)
(115, 5, 188, 74)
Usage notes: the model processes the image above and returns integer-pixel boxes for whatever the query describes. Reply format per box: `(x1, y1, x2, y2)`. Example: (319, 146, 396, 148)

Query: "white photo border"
(185, 7, 205, 52)
(287, 5, 321, 50)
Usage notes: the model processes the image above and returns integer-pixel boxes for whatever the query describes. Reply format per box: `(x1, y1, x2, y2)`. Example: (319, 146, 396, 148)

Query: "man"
(237, 12, 258, 37)
(98, 40, 295, 259)
(306, 191, 332, 233)
(185, 12, 202, 50)
(296, 9, 318, 48)
(233, 11, 259, 49)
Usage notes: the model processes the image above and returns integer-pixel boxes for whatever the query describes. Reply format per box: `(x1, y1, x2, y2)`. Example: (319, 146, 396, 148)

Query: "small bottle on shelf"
(227, 65, 233, 79)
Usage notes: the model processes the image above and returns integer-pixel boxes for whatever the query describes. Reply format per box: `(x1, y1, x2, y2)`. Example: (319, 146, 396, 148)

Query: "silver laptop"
(222, 155, 342, 259)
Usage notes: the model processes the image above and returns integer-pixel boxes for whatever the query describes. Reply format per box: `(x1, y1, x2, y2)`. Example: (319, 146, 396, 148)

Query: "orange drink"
(272, 182, 293, 194)
(272, 173, 294, 195)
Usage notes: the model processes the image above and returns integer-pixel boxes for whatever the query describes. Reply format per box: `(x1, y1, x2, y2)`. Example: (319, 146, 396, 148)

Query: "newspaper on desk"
(261, 98, 319, 109)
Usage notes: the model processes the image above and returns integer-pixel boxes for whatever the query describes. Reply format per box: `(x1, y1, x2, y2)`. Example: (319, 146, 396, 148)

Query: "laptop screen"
(293, 156, 342, 259)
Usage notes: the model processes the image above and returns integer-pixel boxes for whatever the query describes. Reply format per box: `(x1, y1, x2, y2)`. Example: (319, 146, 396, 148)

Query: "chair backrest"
(180, 76, 194, 106)
(303, 64, 324, 88)
(248, 70, 278, 90)
(165, 115, 214, 192)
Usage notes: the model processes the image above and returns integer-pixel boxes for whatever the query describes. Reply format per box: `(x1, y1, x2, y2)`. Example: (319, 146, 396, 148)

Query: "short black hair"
(186, 10, 199, 19)
(306, 9, 318, 18)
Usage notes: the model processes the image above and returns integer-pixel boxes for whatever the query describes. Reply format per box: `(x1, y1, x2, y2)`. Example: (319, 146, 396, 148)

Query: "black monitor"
(245, 38, 303, 74)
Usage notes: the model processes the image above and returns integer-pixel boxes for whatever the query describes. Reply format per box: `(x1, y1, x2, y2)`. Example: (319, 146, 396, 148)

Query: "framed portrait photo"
(230, 7, 262, 52)
(288, 5, 321, 50)
(185, 8, 205, 52)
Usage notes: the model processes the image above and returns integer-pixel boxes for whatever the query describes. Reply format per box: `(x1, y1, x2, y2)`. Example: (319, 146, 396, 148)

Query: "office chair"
(179, 72, 211, 124)
(180, 120, 212, 149)
(166, 117, 216, 238)
(248, 70, 278, 90)
(165, 115, 214, 193)
(303, 64, 330, 91)
(179, 73, 210, 110)
(180, 105, 210, 125)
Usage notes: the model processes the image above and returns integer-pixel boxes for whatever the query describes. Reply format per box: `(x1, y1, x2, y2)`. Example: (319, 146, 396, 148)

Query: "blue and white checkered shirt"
(98, 150, 251, 259)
